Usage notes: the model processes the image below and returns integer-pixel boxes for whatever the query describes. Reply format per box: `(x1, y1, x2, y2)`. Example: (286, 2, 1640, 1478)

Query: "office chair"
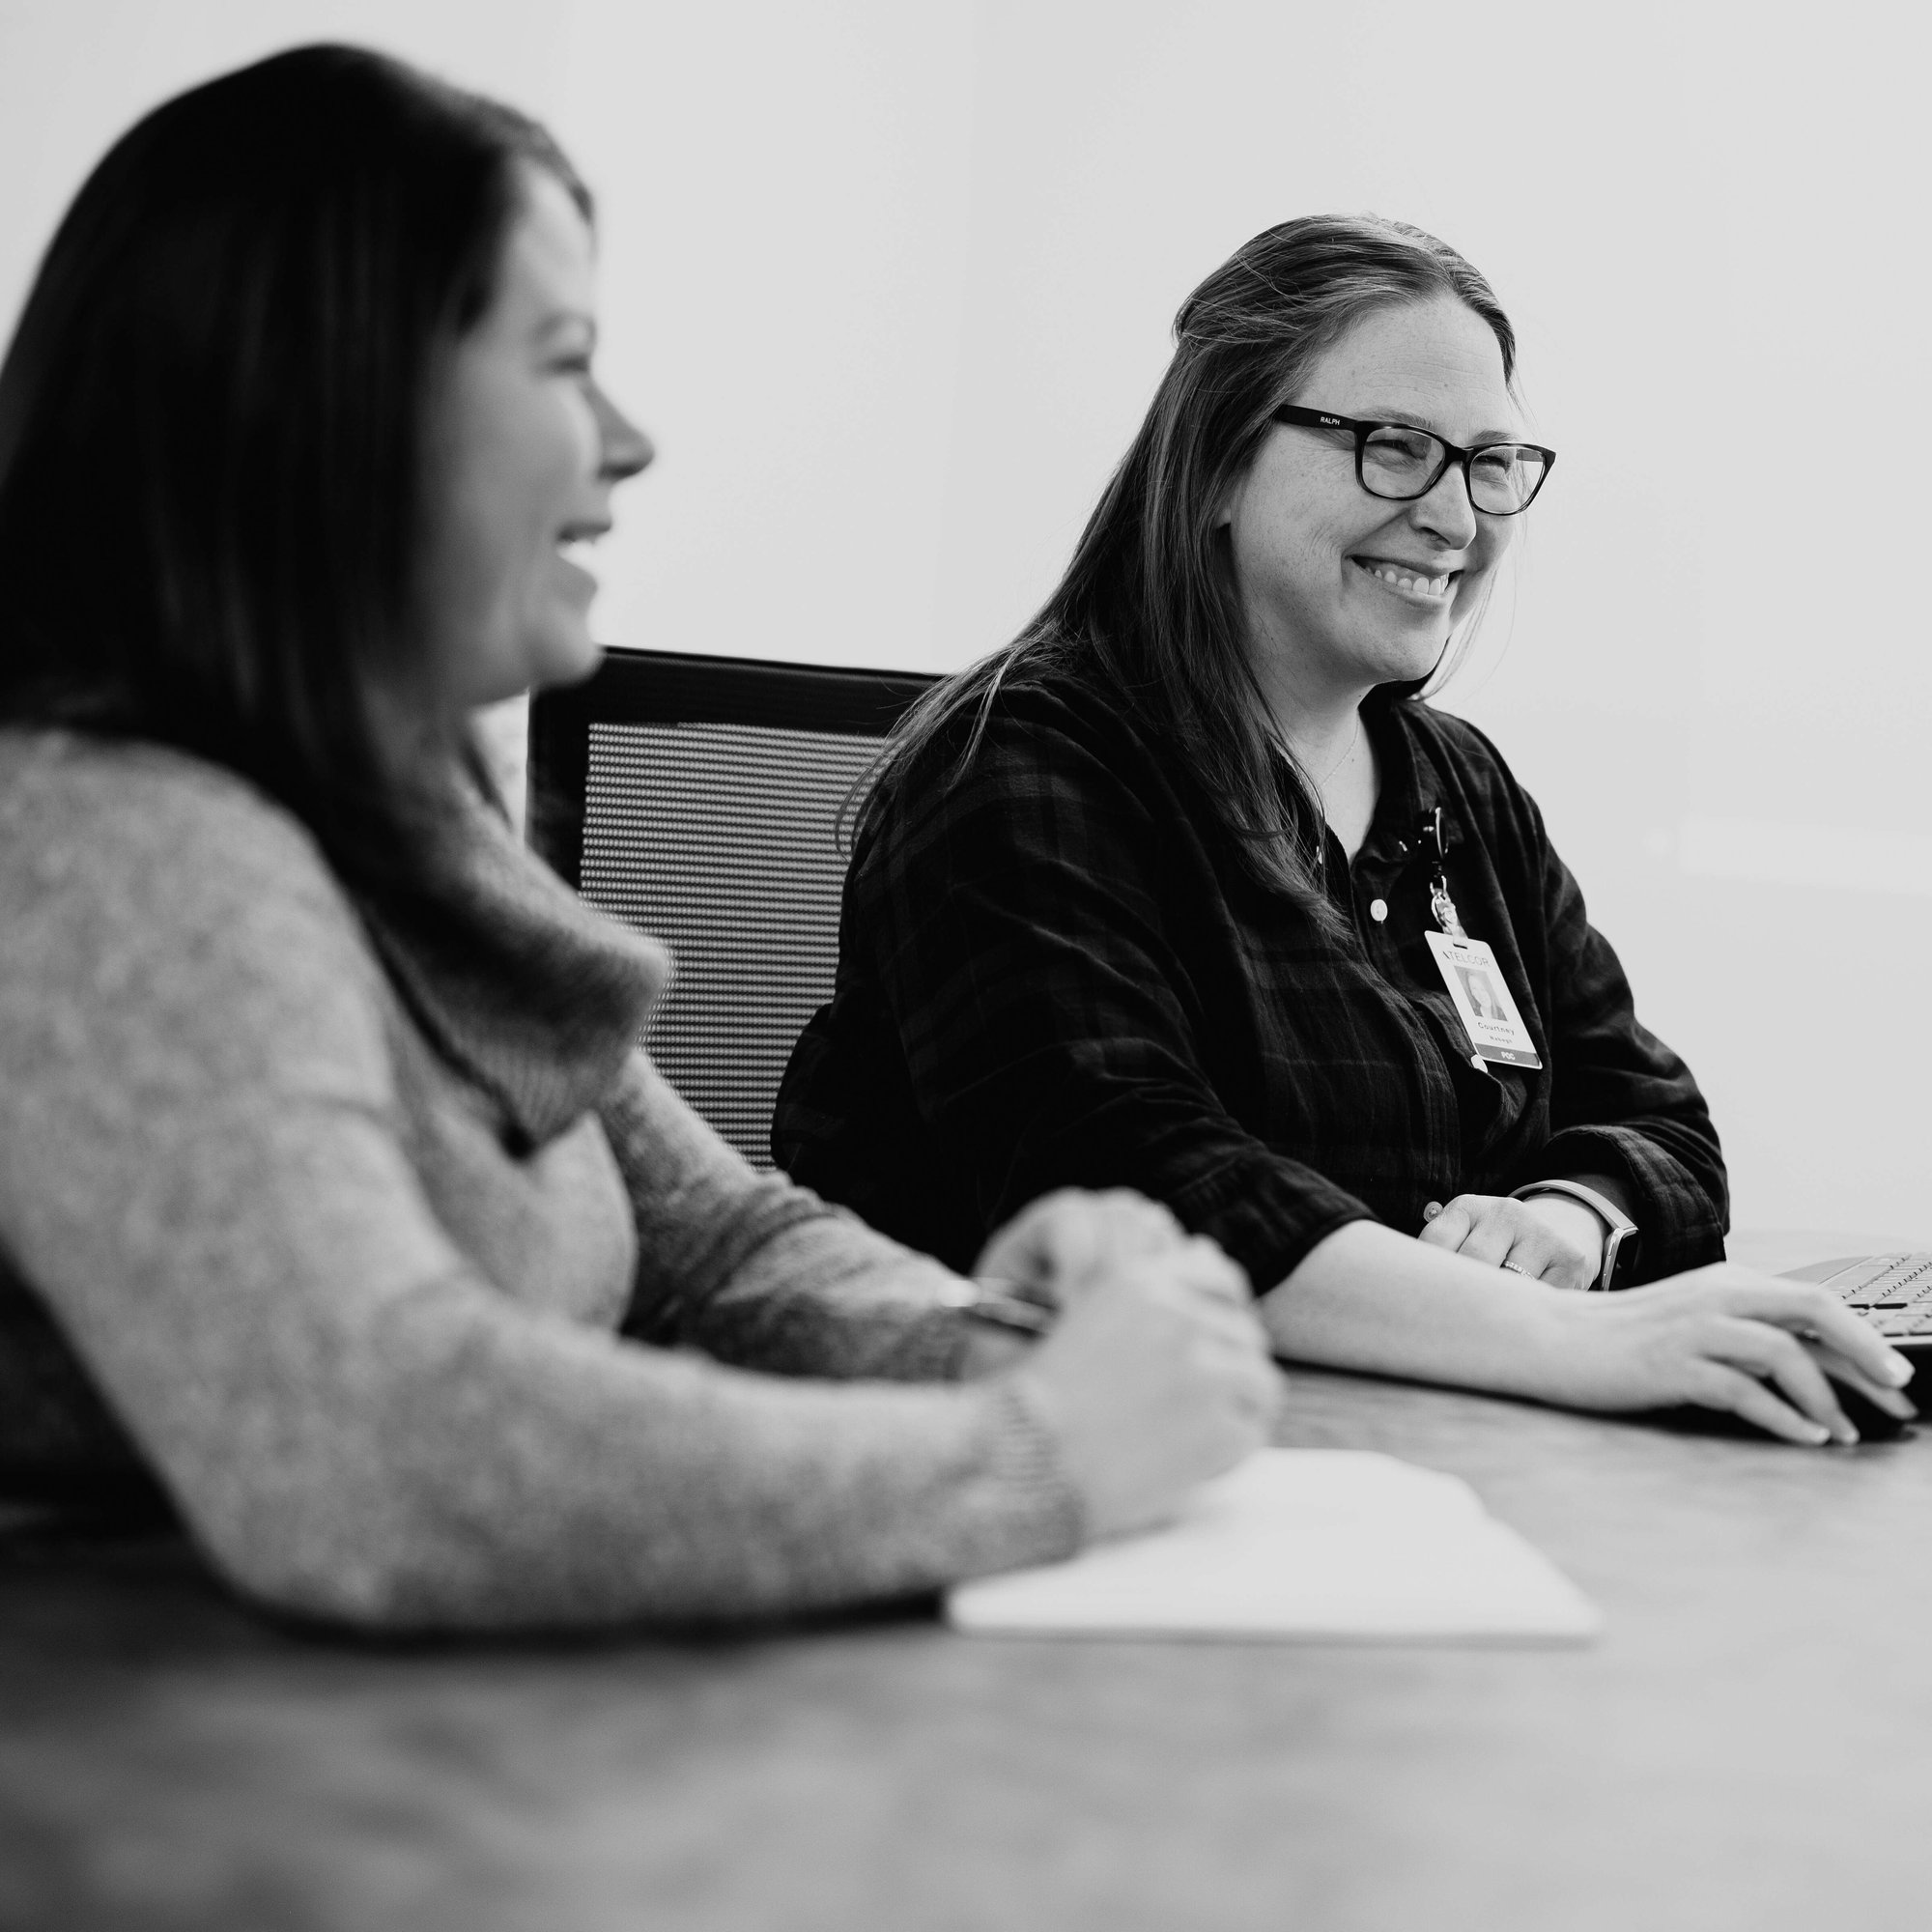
(527, 647, 937, 1170)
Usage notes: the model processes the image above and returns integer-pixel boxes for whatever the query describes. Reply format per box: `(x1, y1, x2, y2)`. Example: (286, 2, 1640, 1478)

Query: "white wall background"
(4, 0, 1927, 1239)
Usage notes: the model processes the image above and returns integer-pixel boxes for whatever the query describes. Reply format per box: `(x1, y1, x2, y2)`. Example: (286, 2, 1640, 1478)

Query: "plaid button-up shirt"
(775, 669, 1727, 1293)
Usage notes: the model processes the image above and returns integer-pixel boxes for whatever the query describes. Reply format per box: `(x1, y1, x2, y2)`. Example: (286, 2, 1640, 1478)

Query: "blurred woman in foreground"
(0, 45, 1275, 1629)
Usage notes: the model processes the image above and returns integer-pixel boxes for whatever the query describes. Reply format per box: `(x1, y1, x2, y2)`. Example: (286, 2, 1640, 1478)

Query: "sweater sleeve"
(0, 746, 1079, 1630)
(599, 1049, 989, 1381)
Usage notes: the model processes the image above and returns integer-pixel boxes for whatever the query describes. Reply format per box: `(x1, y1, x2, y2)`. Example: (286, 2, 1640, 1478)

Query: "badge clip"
(1421, 807, 1467, 939)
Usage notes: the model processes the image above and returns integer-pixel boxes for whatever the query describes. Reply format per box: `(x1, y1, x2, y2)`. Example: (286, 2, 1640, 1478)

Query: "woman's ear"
(1210, 471, 1241, 532)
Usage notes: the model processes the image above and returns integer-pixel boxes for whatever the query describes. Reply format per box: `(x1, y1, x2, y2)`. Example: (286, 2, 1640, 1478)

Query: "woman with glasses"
(775, 214, 1915, 1444)
(0, 47, 1280, 1628)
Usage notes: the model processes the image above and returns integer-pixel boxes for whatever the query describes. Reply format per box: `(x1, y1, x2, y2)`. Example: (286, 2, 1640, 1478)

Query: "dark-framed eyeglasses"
(1271, 404, 1556, 517)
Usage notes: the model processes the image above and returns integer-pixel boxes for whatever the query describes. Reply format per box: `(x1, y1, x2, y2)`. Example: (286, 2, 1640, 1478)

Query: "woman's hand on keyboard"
(1541, 1264, 1917, 1444)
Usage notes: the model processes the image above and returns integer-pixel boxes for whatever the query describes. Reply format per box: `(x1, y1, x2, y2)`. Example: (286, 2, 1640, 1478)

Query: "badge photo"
(1424, 931, 1543, 1070)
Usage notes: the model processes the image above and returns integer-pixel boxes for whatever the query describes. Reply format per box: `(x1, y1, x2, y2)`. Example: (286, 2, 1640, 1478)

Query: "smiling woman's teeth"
(1357, 559, 1452, 599)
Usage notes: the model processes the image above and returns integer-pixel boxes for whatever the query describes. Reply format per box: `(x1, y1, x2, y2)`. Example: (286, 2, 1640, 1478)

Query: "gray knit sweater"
(0, 731, 1081, 1629)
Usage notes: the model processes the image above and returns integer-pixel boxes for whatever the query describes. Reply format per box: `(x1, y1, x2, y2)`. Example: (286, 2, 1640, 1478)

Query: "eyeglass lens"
(1361, 427, 1548, 514)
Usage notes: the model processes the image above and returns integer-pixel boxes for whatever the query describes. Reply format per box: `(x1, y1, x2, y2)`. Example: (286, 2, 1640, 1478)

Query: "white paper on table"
(947, 1449, 1601, 1643)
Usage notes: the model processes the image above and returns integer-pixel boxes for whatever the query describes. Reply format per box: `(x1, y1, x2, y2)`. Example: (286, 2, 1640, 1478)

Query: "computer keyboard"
(1814, 1254, 1932, 1339)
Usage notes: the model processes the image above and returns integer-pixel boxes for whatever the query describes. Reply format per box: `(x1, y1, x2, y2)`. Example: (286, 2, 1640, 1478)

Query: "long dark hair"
(869, 213, 1518, 906)
(0, 43, 588, 895)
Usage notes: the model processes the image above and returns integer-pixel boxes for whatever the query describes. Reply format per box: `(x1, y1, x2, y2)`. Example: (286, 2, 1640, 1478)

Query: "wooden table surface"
(8, 1232, 1932, 1932)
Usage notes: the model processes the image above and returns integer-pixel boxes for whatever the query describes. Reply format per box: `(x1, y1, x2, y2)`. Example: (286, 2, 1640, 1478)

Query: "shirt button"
(1369, 897, 1388, 922)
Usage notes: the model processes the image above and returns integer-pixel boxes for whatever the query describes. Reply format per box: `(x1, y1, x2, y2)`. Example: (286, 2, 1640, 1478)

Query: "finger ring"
(1500, 1261, 1531, 1277)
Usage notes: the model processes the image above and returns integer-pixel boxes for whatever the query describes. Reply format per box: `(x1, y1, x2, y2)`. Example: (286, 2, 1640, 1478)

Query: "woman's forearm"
(1260, 1219, 1570, 1397)
(1264, 1217, 1916, 1444)
(602, 1055, 978, 1379)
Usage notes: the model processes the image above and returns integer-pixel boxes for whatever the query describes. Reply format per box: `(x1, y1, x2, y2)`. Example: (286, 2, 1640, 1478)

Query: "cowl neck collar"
(358, 784, 668, 1151)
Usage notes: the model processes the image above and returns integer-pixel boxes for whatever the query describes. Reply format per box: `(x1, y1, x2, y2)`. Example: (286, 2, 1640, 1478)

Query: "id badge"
(1424, 931, 1543, 1070)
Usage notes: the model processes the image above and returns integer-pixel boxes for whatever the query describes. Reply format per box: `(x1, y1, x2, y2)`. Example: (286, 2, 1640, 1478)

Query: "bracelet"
(1509, 1179, 1639, 1293)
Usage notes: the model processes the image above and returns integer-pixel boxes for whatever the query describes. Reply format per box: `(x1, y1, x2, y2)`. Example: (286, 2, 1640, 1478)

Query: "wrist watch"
(1508, 1179, 1639, 1292)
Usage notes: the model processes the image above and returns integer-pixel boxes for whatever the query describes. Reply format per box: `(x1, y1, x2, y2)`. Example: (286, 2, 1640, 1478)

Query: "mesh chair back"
(528, 648, 936, 1169)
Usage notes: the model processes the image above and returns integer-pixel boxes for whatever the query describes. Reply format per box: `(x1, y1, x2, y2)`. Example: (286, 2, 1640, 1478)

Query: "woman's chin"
(526, 626, 605, 693)
(1360, 631, 1452, 688)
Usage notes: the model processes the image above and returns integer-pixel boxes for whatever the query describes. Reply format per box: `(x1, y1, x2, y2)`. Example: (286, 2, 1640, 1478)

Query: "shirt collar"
(1354, 687, 1458, 872)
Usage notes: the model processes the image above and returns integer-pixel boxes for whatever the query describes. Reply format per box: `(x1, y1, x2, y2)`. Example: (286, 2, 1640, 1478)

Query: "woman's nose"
(589, 382, 654, 482)
(1413, 461, 1479, 548)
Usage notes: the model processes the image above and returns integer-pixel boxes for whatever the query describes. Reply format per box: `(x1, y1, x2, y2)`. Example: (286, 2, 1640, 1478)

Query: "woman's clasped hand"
(971, 1191, 1281, 1536)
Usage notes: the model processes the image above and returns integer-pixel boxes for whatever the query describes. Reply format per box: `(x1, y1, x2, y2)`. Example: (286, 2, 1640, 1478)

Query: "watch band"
(1509, 1179, 1639, 1292)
